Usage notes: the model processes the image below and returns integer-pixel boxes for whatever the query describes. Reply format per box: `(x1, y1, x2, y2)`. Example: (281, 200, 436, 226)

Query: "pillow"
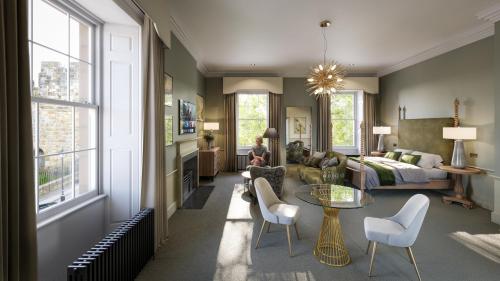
(384, 151, 402, 160)
(310, 157, 323, 168)
(412, 151, 444, 168)
(394, 148, 413, 155)
(400, 154, 421, 165)
(312, 151, 327, 159)
(322, 157, 338, 168)
(319, 158, 330, 168)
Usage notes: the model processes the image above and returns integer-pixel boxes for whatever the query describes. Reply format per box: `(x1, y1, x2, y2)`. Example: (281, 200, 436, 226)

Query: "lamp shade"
(373, 126, 391, 135)
(443, 127, 476, 140)
(203, 122, 219, 131)
(263, 128, 279, 139)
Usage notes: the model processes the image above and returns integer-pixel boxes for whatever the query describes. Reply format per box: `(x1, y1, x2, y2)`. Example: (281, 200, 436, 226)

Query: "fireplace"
(182, 151, 198, 202)
(177, 138, 199, 208)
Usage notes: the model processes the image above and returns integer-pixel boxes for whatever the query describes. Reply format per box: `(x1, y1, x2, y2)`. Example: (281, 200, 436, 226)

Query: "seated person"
(249, 136, 269, 166)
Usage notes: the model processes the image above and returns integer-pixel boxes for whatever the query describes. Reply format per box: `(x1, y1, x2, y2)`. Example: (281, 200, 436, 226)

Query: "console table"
(199, 147, 220, 180)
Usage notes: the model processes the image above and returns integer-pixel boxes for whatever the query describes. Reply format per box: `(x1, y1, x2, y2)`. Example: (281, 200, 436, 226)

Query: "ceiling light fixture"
(307, 20, 346, 98)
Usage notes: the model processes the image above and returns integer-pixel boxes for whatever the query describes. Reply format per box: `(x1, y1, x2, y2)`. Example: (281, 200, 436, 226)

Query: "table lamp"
(443, 127, 476, 169)
(203, 122, 219, 149)
(373, 126, 391, 152)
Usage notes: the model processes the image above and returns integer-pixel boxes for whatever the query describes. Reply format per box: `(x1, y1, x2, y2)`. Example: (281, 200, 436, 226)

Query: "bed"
(348, 118, 454, 190)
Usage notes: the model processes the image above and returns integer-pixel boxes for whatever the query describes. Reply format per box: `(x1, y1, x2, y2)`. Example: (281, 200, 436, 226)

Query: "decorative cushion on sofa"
(312, 151, 326, 159)
(310, 157, 323, 168)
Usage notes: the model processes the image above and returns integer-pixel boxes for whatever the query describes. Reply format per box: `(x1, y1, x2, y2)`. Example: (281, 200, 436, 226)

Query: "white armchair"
(364, 194, 430, 281)
(254, 177, 300, 256)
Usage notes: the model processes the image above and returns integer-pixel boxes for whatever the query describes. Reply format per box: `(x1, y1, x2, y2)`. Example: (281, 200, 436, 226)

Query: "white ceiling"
(169, 0, 500, 77)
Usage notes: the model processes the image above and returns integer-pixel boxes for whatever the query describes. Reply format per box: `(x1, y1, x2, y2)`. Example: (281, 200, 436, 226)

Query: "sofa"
(289, 151, 347, 185)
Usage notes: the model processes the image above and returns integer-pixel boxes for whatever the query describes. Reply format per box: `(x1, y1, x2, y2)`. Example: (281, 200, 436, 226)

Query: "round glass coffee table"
(295, 184, 373, 267)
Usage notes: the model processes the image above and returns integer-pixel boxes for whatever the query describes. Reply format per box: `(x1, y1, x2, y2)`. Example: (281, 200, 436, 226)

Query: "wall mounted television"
(179, 99, 196, 134)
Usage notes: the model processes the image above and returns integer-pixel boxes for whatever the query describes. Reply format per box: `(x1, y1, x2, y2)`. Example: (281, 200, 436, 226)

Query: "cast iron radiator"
(67, 208, 154, 281)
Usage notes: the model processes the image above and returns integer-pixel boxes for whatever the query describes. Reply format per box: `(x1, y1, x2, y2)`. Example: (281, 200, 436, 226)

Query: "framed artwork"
(165, 114, 173, 145)
(179, 99, 196, 134)
(196, 95, 204, 121)
(293, 117, 306, 135)
(164, 73, 173, 107)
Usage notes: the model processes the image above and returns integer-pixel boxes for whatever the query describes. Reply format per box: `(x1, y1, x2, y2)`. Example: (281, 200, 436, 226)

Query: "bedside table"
(370, 151, 386, 157)
(438, 165, 481, 209)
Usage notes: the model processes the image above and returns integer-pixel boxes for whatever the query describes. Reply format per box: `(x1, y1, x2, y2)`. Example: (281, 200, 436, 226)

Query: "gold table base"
(313, 207, 350, 267)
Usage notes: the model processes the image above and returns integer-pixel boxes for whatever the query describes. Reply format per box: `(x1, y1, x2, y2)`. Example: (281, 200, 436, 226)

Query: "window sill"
(37, 194, 107, 230)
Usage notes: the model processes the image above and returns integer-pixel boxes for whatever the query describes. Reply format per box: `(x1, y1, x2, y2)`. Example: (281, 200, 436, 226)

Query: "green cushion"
(384, 151, 402, 160)
(400, 154, 421, 165)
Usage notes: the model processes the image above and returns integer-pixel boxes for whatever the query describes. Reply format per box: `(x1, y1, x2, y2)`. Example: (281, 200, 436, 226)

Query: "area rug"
(182, 186, 215, 209)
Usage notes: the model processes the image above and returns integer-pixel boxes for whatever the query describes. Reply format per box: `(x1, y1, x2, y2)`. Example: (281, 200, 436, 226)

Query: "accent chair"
(254, 177, 300, 256)
(249, 165, 286, 199)
(364, 194, 430, 281)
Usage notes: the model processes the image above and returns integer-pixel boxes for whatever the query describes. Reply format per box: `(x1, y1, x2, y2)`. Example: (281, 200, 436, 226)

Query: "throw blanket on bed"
(349, 157, 396, 185)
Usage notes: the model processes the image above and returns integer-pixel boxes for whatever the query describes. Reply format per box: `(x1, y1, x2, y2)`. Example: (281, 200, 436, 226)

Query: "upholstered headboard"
(398, 118, 454, 164)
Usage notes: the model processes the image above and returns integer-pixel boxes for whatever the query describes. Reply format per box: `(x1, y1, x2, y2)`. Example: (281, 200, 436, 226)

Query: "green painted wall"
(380, 37, 495, 210)
(164, 34, 206, 173)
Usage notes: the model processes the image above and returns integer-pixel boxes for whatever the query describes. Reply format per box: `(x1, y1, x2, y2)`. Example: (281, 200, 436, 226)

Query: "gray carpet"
(136, 173, 500, 281)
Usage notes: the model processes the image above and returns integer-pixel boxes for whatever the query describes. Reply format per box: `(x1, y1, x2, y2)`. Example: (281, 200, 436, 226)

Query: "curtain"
(224, 93, 237, 172)
(317, 95, 332, 152)
(363, 92, 377, 154)
(0, 0, 38, 280)
(268, 93, 281, 166)
(140, 16, 166, 251)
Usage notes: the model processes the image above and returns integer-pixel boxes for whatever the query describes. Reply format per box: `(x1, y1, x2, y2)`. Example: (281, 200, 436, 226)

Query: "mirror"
(286, 107, 312, 163)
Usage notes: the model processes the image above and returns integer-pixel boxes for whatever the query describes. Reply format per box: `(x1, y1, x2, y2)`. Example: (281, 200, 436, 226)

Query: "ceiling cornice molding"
(377, 22, 494, 77)
(477, 3, 500, 23)
(169, 16, 209, 75)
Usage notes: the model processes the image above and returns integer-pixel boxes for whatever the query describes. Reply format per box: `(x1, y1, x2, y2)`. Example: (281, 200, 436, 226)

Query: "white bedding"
(348, 156, 447, 189)
(423, 168, 448, 180)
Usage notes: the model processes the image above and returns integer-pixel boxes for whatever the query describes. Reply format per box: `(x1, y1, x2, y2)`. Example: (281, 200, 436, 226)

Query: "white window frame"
(29, 0, 103, 222)
(235, 92, 269, 151)
(331, 91, 359, 151)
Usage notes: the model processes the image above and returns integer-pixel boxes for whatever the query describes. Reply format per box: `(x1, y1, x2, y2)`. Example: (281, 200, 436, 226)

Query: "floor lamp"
(264, 128, 279, 165)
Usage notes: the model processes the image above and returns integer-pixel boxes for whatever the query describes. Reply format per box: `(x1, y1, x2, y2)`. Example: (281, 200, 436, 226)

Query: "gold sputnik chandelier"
(307, 20, 346, 98)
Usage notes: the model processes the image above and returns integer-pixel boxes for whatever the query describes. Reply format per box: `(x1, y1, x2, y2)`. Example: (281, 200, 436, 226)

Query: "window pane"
(33, 0, 69, 53)
(70, 17, 91, 62)
(70, 59, 92, 103)
(32, 45, 68, 100)
(75, 150, 96, 197)
(38, 153, 74, 211)
(238, 119, 267, 147)
(165, 114, 173, 145)
(238, 94, 267, 119)
(32, 102, 38, 155)
(332, 120, 355, 146)
(39, 103, 73, 154)
(331, 94, 354, 119)
(75, 107, 96, 150)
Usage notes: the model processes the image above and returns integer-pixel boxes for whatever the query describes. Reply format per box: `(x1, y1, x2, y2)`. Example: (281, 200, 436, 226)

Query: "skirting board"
(167, 201, 177, 219)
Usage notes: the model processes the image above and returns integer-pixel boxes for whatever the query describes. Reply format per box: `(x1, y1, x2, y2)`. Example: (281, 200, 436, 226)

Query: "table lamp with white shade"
(203, 122, 219, 149)
(443, 127, 476, 169)
(373, 126, 391, 152)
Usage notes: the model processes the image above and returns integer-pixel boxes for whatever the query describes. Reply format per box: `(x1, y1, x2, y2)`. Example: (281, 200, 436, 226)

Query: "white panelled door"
(102, 24, 141, 230)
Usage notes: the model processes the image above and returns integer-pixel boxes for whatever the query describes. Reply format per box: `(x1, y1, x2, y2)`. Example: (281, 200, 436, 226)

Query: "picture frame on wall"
(165, 114, 173, 145)
(164, 73, 173, 107)
(179, 99, 196, 134)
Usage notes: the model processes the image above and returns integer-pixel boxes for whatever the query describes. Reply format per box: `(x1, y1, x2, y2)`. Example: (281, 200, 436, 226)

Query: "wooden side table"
(438, 165, 481, 209)
(370, 151, 386, 157)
